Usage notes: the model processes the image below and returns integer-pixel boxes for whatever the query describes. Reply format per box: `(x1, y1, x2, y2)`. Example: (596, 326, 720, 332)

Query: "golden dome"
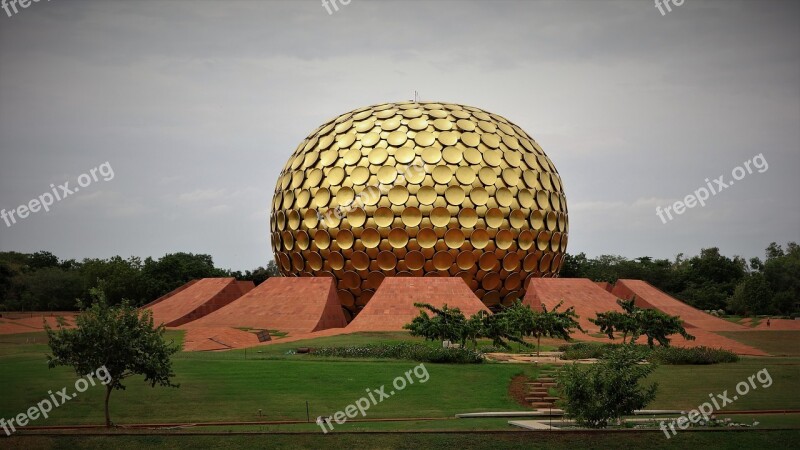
(271, 101, 568, 320)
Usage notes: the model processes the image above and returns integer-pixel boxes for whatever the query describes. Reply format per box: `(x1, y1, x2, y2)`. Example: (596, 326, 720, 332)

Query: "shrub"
(558, 346, 658, 428)
(310, 342, 484, 364)
(559, 343, 738, 365)
(649, 346, 739, 365)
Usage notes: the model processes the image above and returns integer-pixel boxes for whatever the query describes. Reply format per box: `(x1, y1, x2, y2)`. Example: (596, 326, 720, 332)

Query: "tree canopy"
(0, 251, 281, 311)
(45, 289, 180, 426)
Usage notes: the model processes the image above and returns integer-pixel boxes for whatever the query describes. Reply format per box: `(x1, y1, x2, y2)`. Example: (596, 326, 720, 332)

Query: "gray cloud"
(1, 0, 798, 270)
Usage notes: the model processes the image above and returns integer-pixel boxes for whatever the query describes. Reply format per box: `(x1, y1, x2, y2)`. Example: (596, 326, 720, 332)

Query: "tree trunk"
(537, 335, 541, 357)
(104, 385, 112, 427)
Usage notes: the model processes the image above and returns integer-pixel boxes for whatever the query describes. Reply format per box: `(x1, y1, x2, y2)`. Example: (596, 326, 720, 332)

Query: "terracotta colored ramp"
(346, 277, 491, 332)
(182, 277, 347, 333)
(523, 278, 625, 333)
(181, 327, 260, 351)
(611, 280, 747, 331)
(145, 278, 254, 327)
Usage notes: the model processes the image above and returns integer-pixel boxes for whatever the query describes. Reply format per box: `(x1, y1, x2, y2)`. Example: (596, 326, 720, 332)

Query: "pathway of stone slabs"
(484, 351, 597, 365)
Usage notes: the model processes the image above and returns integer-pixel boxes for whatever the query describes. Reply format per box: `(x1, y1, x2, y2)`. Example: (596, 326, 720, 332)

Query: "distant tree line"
(561, 242, 799, 316)
(0, 251, 280, 311)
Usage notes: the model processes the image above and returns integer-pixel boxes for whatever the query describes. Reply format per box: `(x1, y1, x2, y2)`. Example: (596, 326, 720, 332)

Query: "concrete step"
(530, 402, 555, 408)
(540, 382, 558, 387)
(536, 377, 556, 382)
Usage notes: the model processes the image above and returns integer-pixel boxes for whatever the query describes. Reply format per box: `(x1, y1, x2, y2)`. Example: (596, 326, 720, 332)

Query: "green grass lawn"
(718, 331, 800, 356)
(2, 329, 799, 432)
(0, 333, 541, 425)
(5, 430, 800, 450)
(648, 357, 800, 410)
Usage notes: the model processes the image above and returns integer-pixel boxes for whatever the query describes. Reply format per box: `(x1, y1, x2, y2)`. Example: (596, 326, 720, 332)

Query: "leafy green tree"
(557, 346, 658, 428)
(45, 289, 180, 426)
(477, 309, 524, 350)
(20, 267, 83, 310)
(142, 253, 226, 300)
(404, 303, 467, 345)
(727, 273, 773, 315)
(631, 307, 695, 348)
(507, 300, 583, 356)
(762, 242, 799, 314)
(591, 299, 694, 348)
(591, 309, 637, 343)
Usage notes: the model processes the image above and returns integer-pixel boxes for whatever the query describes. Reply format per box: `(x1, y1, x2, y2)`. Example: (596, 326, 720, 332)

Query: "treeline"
(1, 242, 796, 316)
(562, 242, 799, 316)
(0, 251, 280, 311)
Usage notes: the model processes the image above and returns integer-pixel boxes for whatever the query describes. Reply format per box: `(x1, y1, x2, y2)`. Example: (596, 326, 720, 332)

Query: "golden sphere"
(271, 101, 568, 319)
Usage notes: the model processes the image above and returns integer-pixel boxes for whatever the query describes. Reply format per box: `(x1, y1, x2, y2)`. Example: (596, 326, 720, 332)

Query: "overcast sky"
(1, 0, 798, 271)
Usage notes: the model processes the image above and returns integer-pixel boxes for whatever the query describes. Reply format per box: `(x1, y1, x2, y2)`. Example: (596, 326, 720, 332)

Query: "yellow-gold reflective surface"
(271, 101, 568, 319)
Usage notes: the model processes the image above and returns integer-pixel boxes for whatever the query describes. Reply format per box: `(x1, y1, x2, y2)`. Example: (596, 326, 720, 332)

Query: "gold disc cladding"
(486, 208, 504, 228)
(397, 207, 420, 227)
(445, 186, 465, 205)
(374, 207, 394, 228)
(388, 185, 409, 205)
(417, 228, 437, 248)
(388, 228, 409, 248)
(456, 166, 476, 184)
(444, 228, 465, 249)
(458, 208, 478, 228)
(273, 101, 569, 315)
(430, 207, 451, 227)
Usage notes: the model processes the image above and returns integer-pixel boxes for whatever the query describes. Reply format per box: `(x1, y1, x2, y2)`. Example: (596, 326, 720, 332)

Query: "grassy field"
(5, 430, 800, 450)
(718, 331, 800, 356)
(0, 331, 541, 425)
(1, 329, 799, 437)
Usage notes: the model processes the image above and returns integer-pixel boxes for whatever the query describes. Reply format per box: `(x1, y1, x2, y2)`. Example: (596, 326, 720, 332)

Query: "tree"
(632, 307, 695, 348)
(404, 303, 467, 345)
(557, 346, 658, 428)
(591, 298, 694, 348)
(505, 300, 583, 356)
(727, 273, 773, 315)
(45, 289, 180, 426)
(591, 304, 638, 344)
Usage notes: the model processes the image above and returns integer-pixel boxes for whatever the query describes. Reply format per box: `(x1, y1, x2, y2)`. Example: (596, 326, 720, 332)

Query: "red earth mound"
(182, 277, 347, 334)
(346, 277, 491, 332)
(145, 278, 254, 327)
(611, 279, 747, 331)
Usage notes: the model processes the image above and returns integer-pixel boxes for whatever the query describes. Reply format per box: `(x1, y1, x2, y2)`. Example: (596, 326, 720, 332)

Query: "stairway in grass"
(524, 368, 560, 409)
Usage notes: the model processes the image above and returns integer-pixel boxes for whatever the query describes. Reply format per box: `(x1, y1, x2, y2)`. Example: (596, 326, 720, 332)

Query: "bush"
(558, 346, 658, 428)
(310, 342, 484, 364)
(648, 346, 739, 365)
(559, 342, 738, 365)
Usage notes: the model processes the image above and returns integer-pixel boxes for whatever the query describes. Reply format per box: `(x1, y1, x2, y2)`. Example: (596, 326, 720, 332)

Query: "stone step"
(530, 402, 556, 408)
(540, 382, 558, 387)
(536, 377, 556, 382)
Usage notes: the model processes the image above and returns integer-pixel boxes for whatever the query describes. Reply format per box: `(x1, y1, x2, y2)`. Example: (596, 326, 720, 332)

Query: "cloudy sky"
(0, 0, 798, 271)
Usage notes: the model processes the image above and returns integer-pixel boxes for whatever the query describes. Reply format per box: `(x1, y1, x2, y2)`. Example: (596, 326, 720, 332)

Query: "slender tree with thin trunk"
(45, 288, 179, 426)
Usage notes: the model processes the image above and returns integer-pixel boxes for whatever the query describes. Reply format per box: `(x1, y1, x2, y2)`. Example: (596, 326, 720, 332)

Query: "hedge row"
(310, 342, 484, 364)
(558, 342, 739, 365)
